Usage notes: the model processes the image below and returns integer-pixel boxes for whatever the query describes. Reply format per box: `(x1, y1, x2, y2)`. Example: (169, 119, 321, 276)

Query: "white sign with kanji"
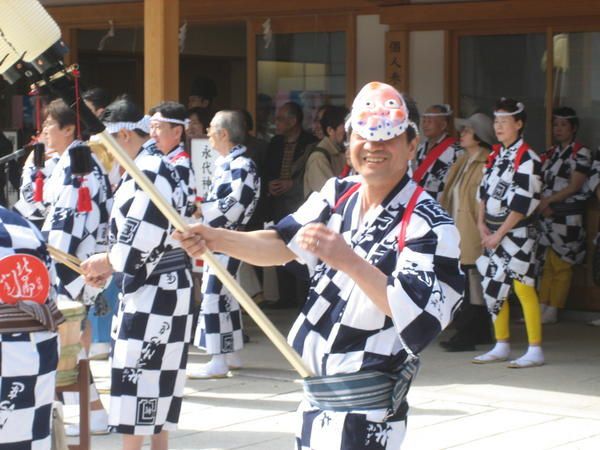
(191, 138, 217, 200)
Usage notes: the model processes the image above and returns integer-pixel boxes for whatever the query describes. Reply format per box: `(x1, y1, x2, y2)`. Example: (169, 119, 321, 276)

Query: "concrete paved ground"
(66, 309, 600, 449)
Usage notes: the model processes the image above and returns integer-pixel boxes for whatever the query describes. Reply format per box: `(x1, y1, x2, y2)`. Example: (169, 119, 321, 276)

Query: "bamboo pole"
(47, 245, 84, 275)
(96, 132, 312, 378)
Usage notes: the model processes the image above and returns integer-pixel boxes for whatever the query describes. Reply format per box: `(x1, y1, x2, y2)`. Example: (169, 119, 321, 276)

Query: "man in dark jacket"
(264, 102, 317, 308)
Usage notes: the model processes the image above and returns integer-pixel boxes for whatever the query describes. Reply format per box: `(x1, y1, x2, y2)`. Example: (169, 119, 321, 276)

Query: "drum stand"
(56, 358, 91, 450)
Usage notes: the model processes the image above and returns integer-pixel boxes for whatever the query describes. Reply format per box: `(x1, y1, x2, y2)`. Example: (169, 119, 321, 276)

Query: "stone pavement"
(66, 309, 600, 449)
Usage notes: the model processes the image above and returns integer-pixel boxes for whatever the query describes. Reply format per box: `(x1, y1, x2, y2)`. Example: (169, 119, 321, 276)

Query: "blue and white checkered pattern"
(40, 141, 113, 305)
(0, 206, 59, 450)
(274, 175, 463, 449)
(196, 145, 260, 355)
(14, 152, 61, 228)
(165, 143, 197, 220)
(589, 158, 600, 195)
(476, 139, 542, 316)
(411, 135, 463, 201)
(108, 143, 193, 435)
(538, 143, 592, 265)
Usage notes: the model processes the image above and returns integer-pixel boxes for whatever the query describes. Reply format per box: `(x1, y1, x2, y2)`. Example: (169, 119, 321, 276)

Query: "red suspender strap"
(544, 142, 582, 164)
(339, 164, 351, 178)
(486, 144, 501, 169)
(413, 137, 457, 183)
(170, 151, 191, 162)
(397, 185, 424, 253)
(572, 142, 583, 159)
(333, 182, 361, 211)
(487, 143, 530, 171)
(332, 182, 422, 253)
(513, 142, 531, 171)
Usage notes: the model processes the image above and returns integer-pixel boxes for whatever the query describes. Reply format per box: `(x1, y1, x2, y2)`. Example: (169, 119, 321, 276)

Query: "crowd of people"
(0, 77, 599, 450)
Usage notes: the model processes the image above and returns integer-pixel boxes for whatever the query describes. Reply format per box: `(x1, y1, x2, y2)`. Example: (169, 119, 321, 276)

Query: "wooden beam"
(47, 2, 143, 29)
(61, 27, 78, 67)
(545, 27, 554, 149)
(346, 14, 357, 98)
(246, 19, 257, 134)
(181, 0, 375, 20)
(381, 0, 600, 29)
(144, 0, 180, 111)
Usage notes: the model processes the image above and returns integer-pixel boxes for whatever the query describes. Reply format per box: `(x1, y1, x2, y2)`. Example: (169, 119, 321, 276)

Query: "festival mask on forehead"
(350, 82, 409, 142)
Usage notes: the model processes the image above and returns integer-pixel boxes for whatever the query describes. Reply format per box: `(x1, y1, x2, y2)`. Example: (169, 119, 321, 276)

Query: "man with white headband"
(412, 103, 462, 201)
(149, 101, 197, 220)
(474, 97, 544, 368)
(173, 81, 464, 449)
(81, 97, 194, 450)
(536, 107, 592, 325)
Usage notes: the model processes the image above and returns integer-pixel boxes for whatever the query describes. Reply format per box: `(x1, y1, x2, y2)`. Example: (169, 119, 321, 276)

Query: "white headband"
(553, 114, 577, 119)
(150, 112, 190, 127)
(422, 104, 453, 117)
(494, 102, 525, 117)
(104, 115, 151, 134)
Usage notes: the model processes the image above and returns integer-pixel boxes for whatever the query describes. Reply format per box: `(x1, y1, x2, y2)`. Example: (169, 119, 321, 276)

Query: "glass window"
(256, 31, 346, 140)
(552, 32, 600, 150)
(459, 34, 547, 151)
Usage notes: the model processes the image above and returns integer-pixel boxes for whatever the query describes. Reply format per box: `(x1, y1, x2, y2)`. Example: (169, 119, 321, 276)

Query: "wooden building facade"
(18, 0, 600, 310)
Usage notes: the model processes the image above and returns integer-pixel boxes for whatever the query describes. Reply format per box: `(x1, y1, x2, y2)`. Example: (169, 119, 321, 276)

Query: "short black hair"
(82, 87, 111, 110)
(103, 96, 147, 137)
(553, 106, 579, 134)
(320, 105, 349, 136)
(495, 97, 527, 133)
(403, 94, 420, 125)
(188, 107, 213, 133)
(282, 102, 303, 126)
(149, 101, 187, 122)
(45, 99, 76, 129)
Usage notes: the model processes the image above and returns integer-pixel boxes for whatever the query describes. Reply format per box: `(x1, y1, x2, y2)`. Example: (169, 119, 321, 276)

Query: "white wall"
(356, 15, 388, 94)
(409, 30, 445, 113)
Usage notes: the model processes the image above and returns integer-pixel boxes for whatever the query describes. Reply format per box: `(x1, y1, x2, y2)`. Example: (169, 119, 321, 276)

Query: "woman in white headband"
(474, 97, 545, 368)
(537, 107, 592, 324)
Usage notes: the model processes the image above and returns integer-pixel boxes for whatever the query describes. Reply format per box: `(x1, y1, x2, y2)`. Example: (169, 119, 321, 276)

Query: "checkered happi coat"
(196, 145, 259, 354)
(538, 142, 592, 264)
(41, 141, 113, 305)
(411, 135, 463, 201)
(274, 175, 464, 450)
(166, 143, 197, 219)
(108, 144, 193, 435)
(589, 157, 600, 195)
(0, 206, 59, 450)
(14, 152, 61, 228)
(476, 138, 542, 317)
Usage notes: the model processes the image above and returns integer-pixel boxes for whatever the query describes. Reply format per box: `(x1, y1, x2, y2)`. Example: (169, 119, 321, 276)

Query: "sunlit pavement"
(65, 310, 600, 449)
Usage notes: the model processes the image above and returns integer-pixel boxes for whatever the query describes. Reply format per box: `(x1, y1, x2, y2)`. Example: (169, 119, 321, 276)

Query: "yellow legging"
(494, 280, 542, 345)
(538, 248, 573, 309)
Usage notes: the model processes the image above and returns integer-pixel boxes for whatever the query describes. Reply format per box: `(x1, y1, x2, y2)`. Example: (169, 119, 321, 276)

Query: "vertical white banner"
(191, 138, 217, 200)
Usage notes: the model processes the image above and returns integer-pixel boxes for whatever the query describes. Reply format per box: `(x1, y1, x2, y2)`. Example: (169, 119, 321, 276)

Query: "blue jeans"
(88, 280, 119, 343)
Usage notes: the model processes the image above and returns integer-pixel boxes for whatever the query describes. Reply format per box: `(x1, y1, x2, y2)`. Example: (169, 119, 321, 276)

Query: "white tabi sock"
(473, 342, 510, 363)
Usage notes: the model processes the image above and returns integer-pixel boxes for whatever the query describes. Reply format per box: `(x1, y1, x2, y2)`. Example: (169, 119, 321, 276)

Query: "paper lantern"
(0, 0, 65, 79)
